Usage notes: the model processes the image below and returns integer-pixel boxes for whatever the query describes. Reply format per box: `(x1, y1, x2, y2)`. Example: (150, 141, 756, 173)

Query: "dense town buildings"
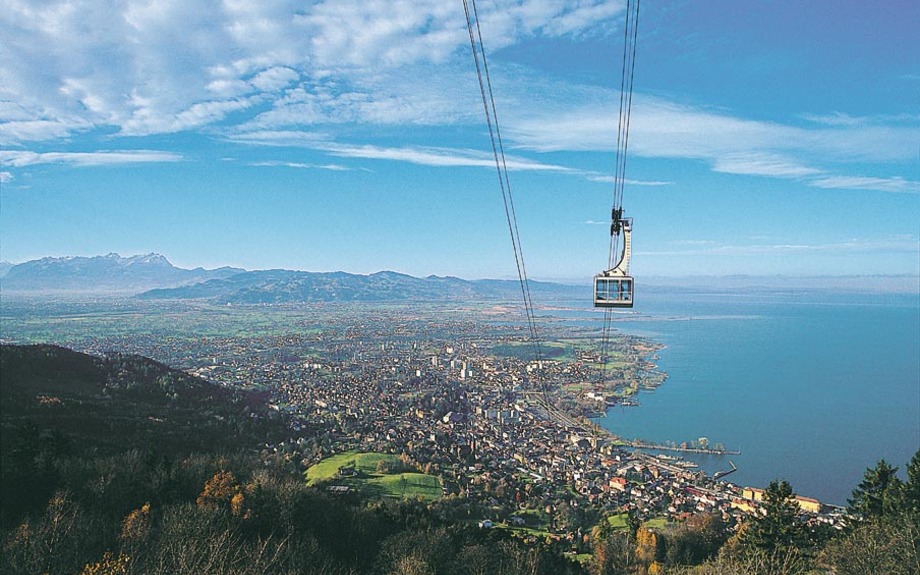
(37, 301, 845, 534)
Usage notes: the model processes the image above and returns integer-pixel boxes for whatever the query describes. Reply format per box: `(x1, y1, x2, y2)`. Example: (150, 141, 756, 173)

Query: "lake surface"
(553, 287, 919, 506)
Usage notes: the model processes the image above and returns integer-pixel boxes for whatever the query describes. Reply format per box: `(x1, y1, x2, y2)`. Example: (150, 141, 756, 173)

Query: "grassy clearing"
(492, 342, 566, 359)
(561, 382, 592, 393)
(606, 514, 671, 531)
(367, 472, 442, 500)
(504, 525, 555, 539)
(305, 451, 442, 500)
(305, 451, 359, 485)
(643, 517, 669, 530)
(305, 451, 402, 485)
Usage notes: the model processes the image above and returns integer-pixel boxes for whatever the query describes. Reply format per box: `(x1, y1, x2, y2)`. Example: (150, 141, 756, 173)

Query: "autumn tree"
(120, 502, 151, 545)
(196, 469, 240, 511)
(80, 551, 130, 575)
(635, 527, 664, 573)
(592, 518, 635, 575)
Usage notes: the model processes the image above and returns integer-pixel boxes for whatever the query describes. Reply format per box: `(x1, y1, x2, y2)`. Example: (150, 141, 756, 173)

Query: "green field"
(607, 513, 671, 531)
(608, 513, 630, 529)
(305, 451, 394, 484)
(366, 472, 442, 500)
(305, 451, 442, 500)
(491, 341, 567, 360)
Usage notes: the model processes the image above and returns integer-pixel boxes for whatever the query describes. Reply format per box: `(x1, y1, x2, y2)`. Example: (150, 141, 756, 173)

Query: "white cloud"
(318, 142, 574, 172)
(507, 95, 920, 165)
(0, 118, 91, 143)
(503, 90, 920, 191)
(643, 236, 919, 257)
(1, 0, 914, 199)
(712, 152, 821, 178)
(0, 171, 12, 183)
(229, 129, 575, 171)
(0, 149, 183, 167)
(810, 175, 920, 194)
(800, 112, 865, 127)
(118, 92, 265, 136)
(206, 78, 251, 98)
(0, 0, 624, 143)
(226, 130, 330, 147)
(539, 1, 625, 36)
(249, 160, 352, 171)
(586, 175, 672, 186)
(250, 67, 300, 92)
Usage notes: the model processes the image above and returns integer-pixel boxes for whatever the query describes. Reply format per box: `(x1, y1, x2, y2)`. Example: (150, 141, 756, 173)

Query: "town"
(7, 298, 847, 541)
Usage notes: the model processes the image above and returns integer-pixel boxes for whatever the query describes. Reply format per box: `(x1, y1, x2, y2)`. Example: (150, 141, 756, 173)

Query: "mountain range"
(0, 261, 13, 278)
(139, 268, 580, 303)
(0, 253, 583, 302)
(0, 253, 243, 293)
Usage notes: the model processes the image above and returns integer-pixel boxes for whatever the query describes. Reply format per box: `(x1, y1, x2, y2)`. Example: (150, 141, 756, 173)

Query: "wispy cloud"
(0, 150, 183, 167)
(809, 175, 920, 194)
(249, 160, 352, 172)
(0, 171, 12, 183)
(643, 236, 919, 257)
(508, 95, 920, 164)
(319, 142, 574, 172)
(0, 119, 92, 144)
(233, 131, 667, 183)
(586, 175, 673, 186)
(228, 127, 578, 172)
(711, 152, 821, 178)
(505, 93, 920, 191)
(226, 130, 331, 147)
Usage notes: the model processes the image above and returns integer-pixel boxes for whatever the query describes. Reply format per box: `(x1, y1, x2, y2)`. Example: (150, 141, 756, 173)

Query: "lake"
(553, 286, 919, 506)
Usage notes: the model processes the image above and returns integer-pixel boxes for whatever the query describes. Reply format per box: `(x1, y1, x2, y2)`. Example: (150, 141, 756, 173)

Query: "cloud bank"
(1, 0, 916, 194)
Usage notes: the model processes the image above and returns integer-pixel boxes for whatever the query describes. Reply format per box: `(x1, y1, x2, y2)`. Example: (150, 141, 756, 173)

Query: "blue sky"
(1, 0, 918, 281)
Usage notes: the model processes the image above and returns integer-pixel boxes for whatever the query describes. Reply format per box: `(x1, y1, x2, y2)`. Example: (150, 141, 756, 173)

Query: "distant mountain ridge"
(1, 253, 244, 293)
(1, 253, 583, 302)
(139, 268, 582, 304)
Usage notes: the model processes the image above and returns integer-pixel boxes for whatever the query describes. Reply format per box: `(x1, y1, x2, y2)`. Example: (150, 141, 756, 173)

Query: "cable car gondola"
(595, 0, 640, 309)
(594, 216, 633, 308)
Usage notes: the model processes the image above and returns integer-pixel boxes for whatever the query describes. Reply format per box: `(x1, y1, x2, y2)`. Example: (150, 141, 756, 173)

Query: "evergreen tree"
(902, 449, 920, 515)
(740, 480, 807, 551)
(848, 459, 903, 518)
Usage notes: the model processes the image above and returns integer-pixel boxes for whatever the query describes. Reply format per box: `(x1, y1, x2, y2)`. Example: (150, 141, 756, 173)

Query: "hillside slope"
(0, 344, 282, 455)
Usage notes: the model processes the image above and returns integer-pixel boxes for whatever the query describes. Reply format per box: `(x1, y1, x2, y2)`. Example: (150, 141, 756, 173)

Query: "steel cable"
(462, 0, 544, 383)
